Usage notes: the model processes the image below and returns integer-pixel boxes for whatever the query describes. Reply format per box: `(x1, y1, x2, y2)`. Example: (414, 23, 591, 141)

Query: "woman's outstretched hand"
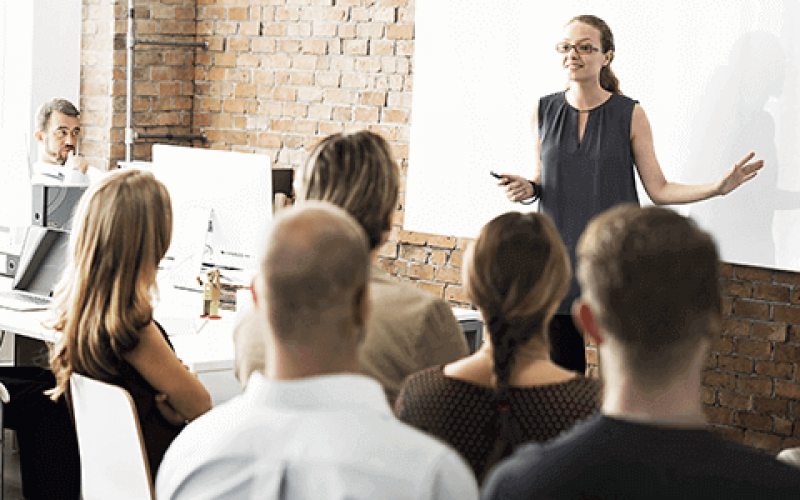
(716, 152, 764, 196)
(498, 174, 534, 202)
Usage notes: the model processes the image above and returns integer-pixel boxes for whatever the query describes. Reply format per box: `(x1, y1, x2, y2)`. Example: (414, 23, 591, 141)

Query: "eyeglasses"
(555, 42, 600, 55)
(54, 128, 81, 139)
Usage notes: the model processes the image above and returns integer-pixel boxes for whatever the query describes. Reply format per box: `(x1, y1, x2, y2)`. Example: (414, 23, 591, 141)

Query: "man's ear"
(572, 299, 603, 346)
(250, 278, 259, 307)
(34, 129, 44, 143)
(352, 284, 369, 328)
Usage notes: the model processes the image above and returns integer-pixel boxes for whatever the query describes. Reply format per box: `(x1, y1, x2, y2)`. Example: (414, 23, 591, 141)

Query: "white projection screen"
(406, 1, 800, 272)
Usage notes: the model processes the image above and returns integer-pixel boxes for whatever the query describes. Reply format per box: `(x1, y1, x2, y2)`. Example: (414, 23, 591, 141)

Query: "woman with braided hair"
(395, 211, 601, 483)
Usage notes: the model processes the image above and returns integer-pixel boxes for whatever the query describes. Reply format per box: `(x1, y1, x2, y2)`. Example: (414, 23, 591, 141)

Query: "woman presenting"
(498, 15, 763, 374)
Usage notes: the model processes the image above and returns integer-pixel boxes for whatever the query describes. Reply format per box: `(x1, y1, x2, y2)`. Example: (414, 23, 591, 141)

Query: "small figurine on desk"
(197, 269, 222, 319)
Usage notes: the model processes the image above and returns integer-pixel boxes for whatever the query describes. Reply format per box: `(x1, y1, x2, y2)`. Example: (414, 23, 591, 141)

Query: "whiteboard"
(406, 0, 800, 272)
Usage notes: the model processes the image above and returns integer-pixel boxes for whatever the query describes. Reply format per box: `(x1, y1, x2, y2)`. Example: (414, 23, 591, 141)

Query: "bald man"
(156, 202, 478, 500)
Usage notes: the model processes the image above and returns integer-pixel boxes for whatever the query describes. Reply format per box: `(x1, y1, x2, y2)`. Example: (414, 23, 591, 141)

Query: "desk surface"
(0, 276, 484, 404)
(0, 275, 237, 374)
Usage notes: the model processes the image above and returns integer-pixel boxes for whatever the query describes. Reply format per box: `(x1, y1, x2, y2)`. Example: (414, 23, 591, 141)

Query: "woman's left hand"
(716, 152, 764, 196)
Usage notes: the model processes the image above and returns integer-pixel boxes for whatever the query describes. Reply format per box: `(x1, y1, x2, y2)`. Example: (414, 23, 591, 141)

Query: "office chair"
(69, 373, 154, 500)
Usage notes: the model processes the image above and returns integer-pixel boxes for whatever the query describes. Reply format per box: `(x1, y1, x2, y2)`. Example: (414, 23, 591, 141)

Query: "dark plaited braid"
(480, 313, 544, 482)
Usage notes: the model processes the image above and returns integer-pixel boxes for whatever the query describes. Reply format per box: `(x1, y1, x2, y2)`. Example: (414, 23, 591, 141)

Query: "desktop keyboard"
(0, 291, 52, 311)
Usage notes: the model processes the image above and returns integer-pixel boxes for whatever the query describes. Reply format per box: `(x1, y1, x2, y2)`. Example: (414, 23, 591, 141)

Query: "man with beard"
(31, 98, 103, 185)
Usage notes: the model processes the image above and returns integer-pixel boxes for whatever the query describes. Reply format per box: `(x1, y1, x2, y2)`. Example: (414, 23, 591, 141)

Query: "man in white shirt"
(30, 98, 103, 185)
(156, 201, 478, 500)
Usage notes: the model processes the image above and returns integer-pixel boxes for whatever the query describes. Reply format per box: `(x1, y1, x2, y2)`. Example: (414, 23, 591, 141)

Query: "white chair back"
(70, 373, 154, 500)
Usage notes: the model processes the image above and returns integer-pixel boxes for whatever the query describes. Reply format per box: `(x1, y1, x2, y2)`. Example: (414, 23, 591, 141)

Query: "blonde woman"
(48, 169, 211, 479)
(395, 212, 601, 483)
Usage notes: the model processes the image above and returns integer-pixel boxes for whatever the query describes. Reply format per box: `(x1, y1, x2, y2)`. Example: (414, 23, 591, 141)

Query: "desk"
(0, 275, 243, 406)
(0, 274, 485, 406)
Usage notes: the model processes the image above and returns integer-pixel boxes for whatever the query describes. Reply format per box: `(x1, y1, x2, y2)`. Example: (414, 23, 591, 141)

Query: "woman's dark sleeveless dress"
(538, 91, 640, 371)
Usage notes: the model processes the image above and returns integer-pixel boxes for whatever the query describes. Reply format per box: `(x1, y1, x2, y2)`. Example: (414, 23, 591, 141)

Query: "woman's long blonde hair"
(48, 169, 172, 399)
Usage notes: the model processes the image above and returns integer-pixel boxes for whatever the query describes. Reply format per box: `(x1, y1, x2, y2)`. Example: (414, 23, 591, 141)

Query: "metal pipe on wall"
(135, 132, 206, 142)
(124, 1, 207, 164)
(125, 0, 134, 163)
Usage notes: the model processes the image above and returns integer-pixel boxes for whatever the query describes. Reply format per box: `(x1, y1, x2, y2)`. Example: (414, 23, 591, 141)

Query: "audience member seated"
(0, 367, 80, 499)
(48, 169, 212, 481)
(156, 202, 479, 499)
(395, 211, 601, 483)
(31, 98, 104, 185)
(482, 205, 800, 499)
(234, 130, 468, 405)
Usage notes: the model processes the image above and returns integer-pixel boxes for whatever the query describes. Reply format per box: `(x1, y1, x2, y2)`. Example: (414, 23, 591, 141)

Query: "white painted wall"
(406, 0, 800, 272)
(0, 0, 81, 161)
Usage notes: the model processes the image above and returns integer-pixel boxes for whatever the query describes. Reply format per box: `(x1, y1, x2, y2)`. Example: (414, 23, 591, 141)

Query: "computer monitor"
(151, 145, 273, 273)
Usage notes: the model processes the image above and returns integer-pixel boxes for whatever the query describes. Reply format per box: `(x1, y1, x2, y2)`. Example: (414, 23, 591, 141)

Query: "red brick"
(738, 412, 772, 432)
(444, 285, 469, 304)
(793, 290, 800, 306)
(700, 386, 716, 405)
(735, 265, 774, 283)
(399, 245, 427, 263)
(734, 300, 770, 321)
(386, 24, 414, 40)
(404, 263, 434, 281)
(378, 241, 398, 260)
(450, 250, 465, 270)
(702, 370, 736, 390)
(417, 281, 445, 298)
(708, 425, 743, 444)
(790, 326, 800, 343)
(427, 235, 457, 249)
(705, 352, 718, 370)
(703, 405, 734, 425)
(774, 305, 800, 325)
(382, 109, 408, 124)
(751, 322, 787, 342)
(754, 396, 789, 417)
(717, 355, 753, 374)
(736, 375, 772, 396)
(776, 417, 793, 436)
(781, 437, 800, 450)
(754, 360, 793, 380)
(710, 335, 734, 354)
(775, 380, 800, 399)
(429, 249, 448, 266)
(435, 267, 462, 285)
(775, 270, 800, 286)
(724, 280, 752, 298)
(735, 339, 771, 359)
(745, 430, 782, 452)
(718, 390, 751, 410)
(396, 230, 428, 245)
(774, 344, 800, 363)
(719, 262, 735, 278)
(754, 283, 791, 303)
(362, 91, 387, 106)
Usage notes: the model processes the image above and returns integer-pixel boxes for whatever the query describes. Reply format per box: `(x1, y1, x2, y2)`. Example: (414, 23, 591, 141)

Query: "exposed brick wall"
(78, 0, 800, 454)
(703, 263, 800, 452)
(128, 0, 199, 161)
(81, 0, 199, 169)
